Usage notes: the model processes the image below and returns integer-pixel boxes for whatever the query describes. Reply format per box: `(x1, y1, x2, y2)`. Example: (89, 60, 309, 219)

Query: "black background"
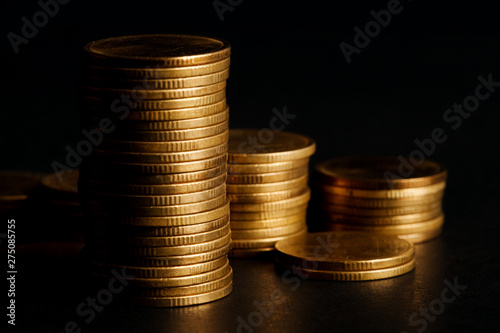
(1, 0, 499, 332)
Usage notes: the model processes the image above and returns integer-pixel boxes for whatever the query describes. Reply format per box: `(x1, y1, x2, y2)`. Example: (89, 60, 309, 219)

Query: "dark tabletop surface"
(1, 0, 499, 332)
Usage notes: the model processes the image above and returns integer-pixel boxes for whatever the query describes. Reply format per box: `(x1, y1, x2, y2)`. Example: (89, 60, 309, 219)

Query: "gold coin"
(84, 81, 226, 100)
(230, 213, 306, 229)
(82, 173, 226, 195)
(226, 174, 308, 194)
(129, 281, 232, 307)
(82, 164, 226, 185)
(320, 181, 446, 199)
(228, 158, 310, 174)
(397, 227, 442, 244)
(0, 171, 44, 201)
(84, 34, 230, 68)
(231, 228, 308, 249)
(87, 200, 229, 227)
(90, 223, 230, 247)
(86, 98, 227, 121)
(86, 69, 230, 90)
(130, 270, 233, 297)
(82, 183, 226, 206)
(321, 191, 444, 208)
(322, 201, 442, 217)
(227, 166, 308, 184)
(315, 156, 447, 190)
(89, 232, 232, 256)
(228, 248, 275, 259)
(326, 214, 445, 234)
(227, 186, 306, 204)
(90, 260, 232, 288)
(91, 142, 227, 164)
(229, 204, 308, 220)
(101, 121, 229, 142)
(100, 130, 228, 153)
(228, 129, 316, 163)
(83, 90, 225, 110)
(231, 222, 306, 239)
(83, 153, 227, 174)
(325, 206, 442, 225)
(274, 231, 415, 271)
(86, 57, 231, 80)
(83, 193, 227, 216)
(275, 257, 415, 281)
(88, 108, 229, 131)
(87, 240, 230, 267)
(90, 256, 228, 278)
(229, 189, 311, 212)
(90, 214, 229, 237)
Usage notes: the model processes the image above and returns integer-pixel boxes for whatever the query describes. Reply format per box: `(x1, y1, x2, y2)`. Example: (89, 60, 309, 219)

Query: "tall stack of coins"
(275, 231, 415, 281)
(315, 156, 447, 243)
(226, 129, 315, 257)
(78, 34, 233, 307)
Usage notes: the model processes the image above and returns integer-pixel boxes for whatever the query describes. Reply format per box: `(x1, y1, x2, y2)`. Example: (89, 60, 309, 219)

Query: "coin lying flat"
(84, 34, 230, 68)
(228, 158, 310, 174)
(129, 270, 233, 297)
(129, 281, 232, 307)
(90, 257, 228, 278)
(91, 260, 232, 288)
(87, 240, 231, 267)
(84, 81, 226, 100)
(320, 181, 446, 199)
(315, 156, 447, 190)
(275, 257, 415, 281)
(227, 167, 308, 184)
(87, 200, 229, 227)
(90, 223, 230, 247)
(274, 231, 415, 271)
(228, 129, 316, 163)
(86, 99, 227, 121)
(226, 174, 308, 194)
(86, 69, 230, 90)
(326, 214, 445, 235)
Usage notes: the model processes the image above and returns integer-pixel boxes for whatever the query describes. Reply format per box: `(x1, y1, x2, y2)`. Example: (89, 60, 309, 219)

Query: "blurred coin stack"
(226, 129, 315, 257)
(78, 34, 233, 307)
(315, 156, 447, 243)
(275, 231, 416, 281)
(40, 170, 83, 240)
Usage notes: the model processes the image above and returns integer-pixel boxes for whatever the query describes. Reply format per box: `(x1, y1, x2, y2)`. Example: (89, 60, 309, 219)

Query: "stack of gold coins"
(78, 34, 232, 307)
(275, 231, 415, 281)
(40, 170, 83, 240)
(226, 129, 315, 257)
(315, 156, 447, 243)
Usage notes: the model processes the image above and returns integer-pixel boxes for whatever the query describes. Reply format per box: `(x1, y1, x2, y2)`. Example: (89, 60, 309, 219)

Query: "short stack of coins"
(78, 34, 233, 307)
(226, 129, 315, 257)
(315, 156, 447, 243)
(275, 231, 415, 281)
